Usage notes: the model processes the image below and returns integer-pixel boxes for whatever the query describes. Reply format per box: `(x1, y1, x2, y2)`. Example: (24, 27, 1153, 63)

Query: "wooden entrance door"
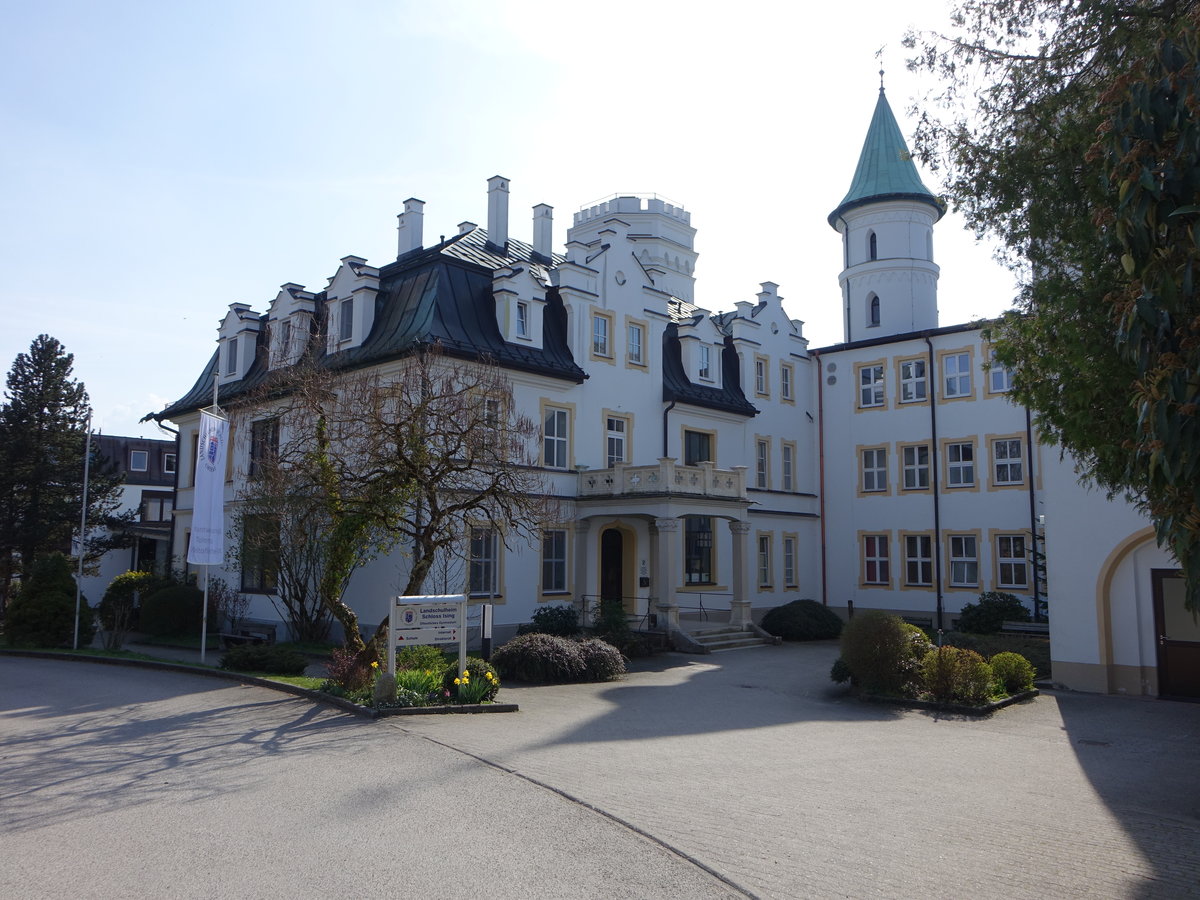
(600, 528, 627, 613)
(1152, 569, 1200, 700)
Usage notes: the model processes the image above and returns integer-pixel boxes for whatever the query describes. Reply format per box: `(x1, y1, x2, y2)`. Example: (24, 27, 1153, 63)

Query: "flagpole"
(73, 418, 92, 650)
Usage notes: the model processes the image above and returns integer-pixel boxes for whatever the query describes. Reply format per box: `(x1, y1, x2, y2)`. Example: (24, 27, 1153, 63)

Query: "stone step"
(687, 627, 773, 652)
(703, 638, 771, 652)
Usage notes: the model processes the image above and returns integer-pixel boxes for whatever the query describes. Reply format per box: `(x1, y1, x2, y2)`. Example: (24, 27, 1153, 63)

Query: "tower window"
(868, 231, 878, 261)
(868, 295, 880, 327)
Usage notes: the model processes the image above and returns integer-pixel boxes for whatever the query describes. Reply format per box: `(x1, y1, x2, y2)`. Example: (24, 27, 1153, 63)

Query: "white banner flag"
(188, 410, 229, 566)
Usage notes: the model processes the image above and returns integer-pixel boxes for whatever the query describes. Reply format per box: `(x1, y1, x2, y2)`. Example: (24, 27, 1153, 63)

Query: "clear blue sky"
(0, 0, 1016, 437)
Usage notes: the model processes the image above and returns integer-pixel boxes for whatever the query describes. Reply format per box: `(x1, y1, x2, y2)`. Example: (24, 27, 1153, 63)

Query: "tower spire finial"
(879, 67, 885, 92)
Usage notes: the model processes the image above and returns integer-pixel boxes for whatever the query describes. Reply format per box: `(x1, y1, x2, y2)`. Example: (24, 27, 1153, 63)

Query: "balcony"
(578, 459, 747, 500)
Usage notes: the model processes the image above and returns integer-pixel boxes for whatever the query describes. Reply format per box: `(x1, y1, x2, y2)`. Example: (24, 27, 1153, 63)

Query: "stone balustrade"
(578, 458, 746, 499)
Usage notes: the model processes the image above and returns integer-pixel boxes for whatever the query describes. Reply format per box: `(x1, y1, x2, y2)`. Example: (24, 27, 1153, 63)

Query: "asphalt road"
(3, 646, 1199, 899)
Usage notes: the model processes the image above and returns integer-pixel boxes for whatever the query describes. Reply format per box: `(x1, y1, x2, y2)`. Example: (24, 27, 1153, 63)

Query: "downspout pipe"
(923, 336, 944, 631)
(1025, 406, 1042, 621)
(662, 399, 676, 459)
(838, 215, 853, 344)
(814, 350, 829, 608)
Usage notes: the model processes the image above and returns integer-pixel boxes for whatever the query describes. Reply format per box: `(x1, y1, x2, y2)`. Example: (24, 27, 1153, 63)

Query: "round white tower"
(828, 84, 944, 343)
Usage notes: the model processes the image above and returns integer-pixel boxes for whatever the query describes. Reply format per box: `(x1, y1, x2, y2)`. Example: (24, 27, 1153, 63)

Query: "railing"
(579, 595, 661, 633)
(675, 591, 734, 624)
(578, 459, 746, 499)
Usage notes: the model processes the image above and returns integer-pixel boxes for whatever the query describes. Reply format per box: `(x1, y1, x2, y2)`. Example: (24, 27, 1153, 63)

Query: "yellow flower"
(485, 672, 495, 681)
(453, 678, 462, 685)
(370, 661, 379, 669)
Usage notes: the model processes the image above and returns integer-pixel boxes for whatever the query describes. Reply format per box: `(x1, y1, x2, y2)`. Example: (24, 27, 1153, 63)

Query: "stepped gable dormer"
(217, 302, 263, 384)
(829, 79, 944, 342)
(266, 283, 318, 368)
(324, 255, 380, 353)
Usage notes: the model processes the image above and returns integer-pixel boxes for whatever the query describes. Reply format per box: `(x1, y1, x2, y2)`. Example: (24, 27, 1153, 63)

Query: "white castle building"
(150, 89, 1199, 699)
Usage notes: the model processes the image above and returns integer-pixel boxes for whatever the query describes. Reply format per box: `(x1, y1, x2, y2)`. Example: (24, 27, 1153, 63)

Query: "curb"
(856, 688, 1040, 717)
(0, 649, 518, 719)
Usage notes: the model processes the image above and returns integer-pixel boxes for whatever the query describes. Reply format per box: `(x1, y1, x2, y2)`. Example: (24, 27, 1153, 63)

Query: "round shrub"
(442, 656, 501, 702)
(492, 632, 587, 683)
(518, 603, 581, 637)
(956, 591, 1031, 635)
(576, 638, 626, 681)
(761, 599, 844, 641)
(830, 656, 853, 684)
(919, 647, 994, 705)
(840, 610, 925, 696)
(139, 584, 204, 637)
(99, 570, 162, 650)
(395, 644, 451, 677)
(5, 553, 94, 648)
(219, 643, 308, 675)
(990, 651, 1036, 694)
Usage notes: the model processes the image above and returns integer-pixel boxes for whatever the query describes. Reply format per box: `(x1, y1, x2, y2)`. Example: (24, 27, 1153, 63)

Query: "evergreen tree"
(0, 335, 127, 611)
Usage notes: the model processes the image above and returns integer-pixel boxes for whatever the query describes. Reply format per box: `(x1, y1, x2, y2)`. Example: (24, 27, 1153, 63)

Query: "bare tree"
(230, 344, 554, 655)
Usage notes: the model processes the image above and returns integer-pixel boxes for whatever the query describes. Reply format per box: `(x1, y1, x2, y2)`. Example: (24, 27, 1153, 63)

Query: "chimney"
(487, 175, 510, 250)
(532, 203, 553, 260)
(397, 197, 425, 256)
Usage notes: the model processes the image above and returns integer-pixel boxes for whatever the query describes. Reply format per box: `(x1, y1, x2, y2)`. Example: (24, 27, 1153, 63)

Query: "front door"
(600, 528, 624, 613)
(1152, 569, 1200, 700)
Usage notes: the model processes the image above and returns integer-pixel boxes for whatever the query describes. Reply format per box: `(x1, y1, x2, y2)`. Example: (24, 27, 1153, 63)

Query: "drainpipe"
(662, 399, 676, 459)
(1025, 406, 1042, 621)
(838, 215, 853, 344)
(923, 336, 944, 631)
(815, 350, 829, 607)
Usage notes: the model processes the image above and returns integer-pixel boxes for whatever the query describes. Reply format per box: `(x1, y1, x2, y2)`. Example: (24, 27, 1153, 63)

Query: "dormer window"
(280, 319, 292, 357)
(130, 450, 148, 472)
(698, 345, 712, 381)
(516, 302, 529, 338)
(339, 298, 354, 343)
(225, 337, 238, 375)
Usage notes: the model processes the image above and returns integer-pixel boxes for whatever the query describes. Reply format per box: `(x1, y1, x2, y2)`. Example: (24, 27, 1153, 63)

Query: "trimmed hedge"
(761, 599, 843, 641)
(219, 643, 308, 675)
(920, 647, 994, 705)
(957, 591, 1031, 635)
(990, 651, 1036, 694)
(839, 611, 930, 696)
(517, 603, 581, 637)
(492, 633, 626, 684)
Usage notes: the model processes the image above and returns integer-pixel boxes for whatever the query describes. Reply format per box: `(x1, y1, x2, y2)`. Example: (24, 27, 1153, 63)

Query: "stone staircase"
(685, 625, 774, 652)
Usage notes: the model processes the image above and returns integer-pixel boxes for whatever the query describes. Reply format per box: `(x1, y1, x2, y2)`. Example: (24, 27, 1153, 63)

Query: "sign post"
(388, 594, 467, 676)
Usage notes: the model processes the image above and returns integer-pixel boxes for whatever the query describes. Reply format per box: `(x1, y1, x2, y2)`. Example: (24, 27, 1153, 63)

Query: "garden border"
(0, 649, 518, 719)
(854, 688, 1040, 717)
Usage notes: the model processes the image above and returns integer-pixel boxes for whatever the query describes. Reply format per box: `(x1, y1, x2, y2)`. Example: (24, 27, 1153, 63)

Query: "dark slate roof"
(661, 323, 757, 417)
(828, 89, 944, 227)
(151, 228, 585, 422)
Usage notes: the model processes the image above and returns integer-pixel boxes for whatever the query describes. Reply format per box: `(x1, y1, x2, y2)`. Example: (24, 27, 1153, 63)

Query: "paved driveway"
(3, 646, 1199, 899)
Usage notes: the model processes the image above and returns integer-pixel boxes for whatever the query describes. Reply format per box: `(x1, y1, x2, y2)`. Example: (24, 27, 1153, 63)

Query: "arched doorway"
(600, 526, 636, 614)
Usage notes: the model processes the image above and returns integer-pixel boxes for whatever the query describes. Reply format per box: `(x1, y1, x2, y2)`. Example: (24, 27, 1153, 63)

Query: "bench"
(219, 623, 278, 647)
(1001, 620, 1050, 635)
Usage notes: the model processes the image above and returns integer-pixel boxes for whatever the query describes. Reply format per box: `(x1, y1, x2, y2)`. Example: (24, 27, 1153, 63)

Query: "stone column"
(729, 520, 753, 627)
(574, 519, 591, 624)
(653, 517, 680, 630)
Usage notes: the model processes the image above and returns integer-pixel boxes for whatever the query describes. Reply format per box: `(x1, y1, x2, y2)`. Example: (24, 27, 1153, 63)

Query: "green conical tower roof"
(828, 87, 944, 227)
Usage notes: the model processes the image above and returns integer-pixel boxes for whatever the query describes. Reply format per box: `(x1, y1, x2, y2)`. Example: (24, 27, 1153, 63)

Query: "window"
(279, 319, 293, 358)
(997, 534, 1029, 589)
(858, 363, 885, 408)
(627, 323, 644, 364)
(516, 302, 529, 338)
(543, 407, 570, 469)
(902, 444, 930, 490)
(868, 295, 881, 327)
(224, 337, 238, 375)
(541, 529, 567, 593)
(755, 357, 768, 396)
(863, 534, 889, 585)
(989, 351, 1014, 392)
(757, 535, 772, 587)
(783, 536, 797, 587)
(946, 441, 975, 488)
(469, 526, 499, 596)
(755, 439, 769, 488)
(684, 517, 714, 584)
(868, 231, 878, 261)
(684, 429, 713, 465)
(592, 313, 610, 357)
(899, 357, 927, 403)
(249, 418, 280, 479)
(606, 416, 627, 467)
(949, 535, 979, 587)
(698, 345, 712, 381)
(992, 438, 1024, 486)
(942, 351, 972, 398)
(904, 534, 933, 586)
(163, 452, 176, 475)
(780, 363, 794, 401)
(241, 514, 279, 594)
(781, 443, 795, 492)
(339, 298, 354, 342)
(141, 491, 173, 522)
(861, 447, 888, 493)
(483, 396, 502, 431)
(129, 450, 148, 472)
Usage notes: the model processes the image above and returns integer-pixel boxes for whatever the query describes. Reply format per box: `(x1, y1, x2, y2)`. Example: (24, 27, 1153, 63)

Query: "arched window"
(868, 231, 878, 261)
(868, 294, 881, 327)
